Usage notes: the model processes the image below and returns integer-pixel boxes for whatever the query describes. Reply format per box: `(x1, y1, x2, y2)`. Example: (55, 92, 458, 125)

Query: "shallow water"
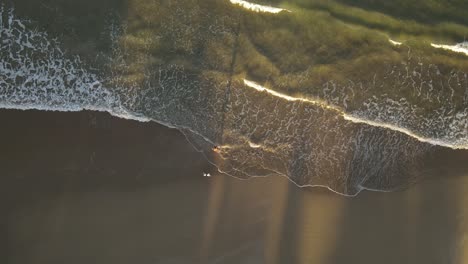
(1, 1, 468, 194)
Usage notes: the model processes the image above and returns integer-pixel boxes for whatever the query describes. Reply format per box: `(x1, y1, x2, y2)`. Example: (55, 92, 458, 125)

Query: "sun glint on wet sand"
(2, 109, 468, 264)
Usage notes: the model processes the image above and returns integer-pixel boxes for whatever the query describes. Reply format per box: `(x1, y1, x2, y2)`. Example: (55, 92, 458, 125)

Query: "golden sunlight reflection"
(456, 173, 468, 263)
(263, 175, 289, 264)
(200, 155, 226, 260)
(388, 39, 403, 46)
(229, 0, 290, 14)
(403, 178, 423, 259)
(296, 191, 344, 264)
(242, 79, 468, 150)
(431, 42, 468, 56)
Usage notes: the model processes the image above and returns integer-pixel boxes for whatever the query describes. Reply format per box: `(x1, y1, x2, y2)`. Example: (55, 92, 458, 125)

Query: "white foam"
(242, 79, 468, 149)
(2, 4, 466, 153)
(1, 5, 467, 196)
(389, 39, 403, 46)
(431, 42, 468, 56)
(229, 0, 290, 14)
(244, 79, 337, 110)
(248, 141, 261, 148)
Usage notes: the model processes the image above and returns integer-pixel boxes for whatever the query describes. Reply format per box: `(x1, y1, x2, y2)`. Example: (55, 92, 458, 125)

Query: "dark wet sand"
(2, 109, 468, 264)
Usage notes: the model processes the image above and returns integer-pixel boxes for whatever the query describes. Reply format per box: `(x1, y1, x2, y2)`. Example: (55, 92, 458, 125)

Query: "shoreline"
(1, 108, 467, 197)
(2, 108, 468, 263)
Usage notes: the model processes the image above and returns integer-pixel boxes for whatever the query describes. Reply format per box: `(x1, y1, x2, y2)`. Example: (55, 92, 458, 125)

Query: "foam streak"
(242, 79, 467, 149)
(431, 42, 468, 56)
(229, 0, 290, 13)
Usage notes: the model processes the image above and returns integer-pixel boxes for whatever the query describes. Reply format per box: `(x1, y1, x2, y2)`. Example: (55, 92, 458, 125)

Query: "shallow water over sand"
(2, 1, 468, 194)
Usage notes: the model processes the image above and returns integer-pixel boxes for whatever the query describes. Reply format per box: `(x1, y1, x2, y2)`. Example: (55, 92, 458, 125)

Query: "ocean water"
(1, 1, 467, 195)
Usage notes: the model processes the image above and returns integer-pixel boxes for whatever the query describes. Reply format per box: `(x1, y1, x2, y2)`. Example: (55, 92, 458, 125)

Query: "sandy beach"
(1, 109, 468, 264)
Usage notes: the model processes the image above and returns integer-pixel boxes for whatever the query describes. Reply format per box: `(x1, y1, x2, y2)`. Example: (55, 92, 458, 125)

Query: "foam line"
(229, 0, 290, 14)
(242, 79, 467, 150)
(389, 39, 403, 46)
(431, 42, 468, 56)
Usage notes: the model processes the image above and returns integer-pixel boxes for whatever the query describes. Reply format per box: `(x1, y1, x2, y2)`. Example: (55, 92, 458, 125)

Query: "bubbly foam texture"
(0, 6, 117, 112)
(244, 79, 467, 149)
(0, 6, 464, 195)
(217, 79, 433, 195)
(310, 52, 468, 150)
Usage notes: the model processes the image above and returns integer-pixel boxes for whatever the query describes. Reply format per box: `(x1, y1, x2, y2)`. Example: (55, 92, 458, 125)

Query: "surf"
(1, 5, 467, 195)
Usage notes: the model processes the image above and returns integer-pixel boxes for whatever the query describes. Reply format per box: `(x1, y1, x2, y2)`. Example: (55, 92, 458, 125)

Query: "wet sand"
(2, 109, 468, 264)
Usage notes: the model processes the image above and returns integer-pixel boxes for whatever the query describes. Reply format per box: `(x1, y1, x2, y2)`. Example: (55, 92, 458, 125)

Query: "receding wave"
(1, 5, 466, 195)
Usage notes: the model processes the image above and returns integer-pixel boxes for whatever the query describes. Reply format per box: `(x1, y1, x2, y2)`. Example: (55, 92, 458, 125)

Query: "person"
(212, 145, 220, 152)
